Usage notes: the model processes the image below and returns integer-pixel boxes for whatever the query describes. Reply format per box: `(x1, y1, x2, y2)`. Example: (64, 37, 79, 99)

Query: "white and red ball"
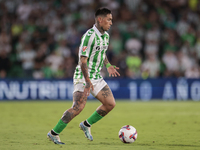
(118, 125, 137, 143)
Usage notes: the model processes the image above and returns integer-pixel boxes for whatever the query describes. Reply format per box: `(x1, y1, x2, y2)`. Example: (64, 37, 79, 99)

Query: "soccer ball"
(118, 125, 137, 143)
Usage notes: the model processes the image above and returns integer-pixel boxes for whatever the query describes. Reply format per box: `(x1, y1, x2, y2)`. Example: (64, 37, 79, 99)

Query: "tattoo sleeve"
(80, 56, 90, 82)
(61, 92, 87, 124)
(103, 56, 110, 66)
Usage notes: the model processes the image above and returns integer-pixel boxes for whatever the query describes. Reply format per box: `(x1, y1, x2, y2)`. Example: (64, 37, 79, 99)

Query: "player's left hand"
(107, 65, 120, 77)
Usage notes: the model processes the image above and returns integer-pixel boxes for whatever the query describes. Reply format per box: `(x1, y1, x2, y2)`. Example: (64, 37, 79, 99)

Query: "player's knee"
(73, 102, 85, 113)
(107, 99, 116, 110)
(111, 100, 116, 109)
(79, 103, 86, 111)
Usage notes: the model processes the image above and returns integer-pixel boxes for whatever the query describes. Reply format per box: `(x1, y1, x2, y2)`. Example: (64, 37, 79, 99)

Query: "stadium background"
(0, 0, 200, 100)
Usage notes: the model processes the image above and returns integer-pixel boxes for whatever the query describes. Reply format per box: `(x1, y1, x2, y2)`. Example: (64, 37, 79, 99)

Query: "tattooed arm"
(104, 55, 120, 77)
(80, 56, 94, 96)
(103, 55, 110, 66)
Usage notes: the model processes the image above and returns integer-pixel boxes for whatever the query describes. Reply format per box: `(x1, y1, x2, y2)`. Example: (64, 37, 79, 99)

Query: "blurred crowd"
(0, 0, 200, 79)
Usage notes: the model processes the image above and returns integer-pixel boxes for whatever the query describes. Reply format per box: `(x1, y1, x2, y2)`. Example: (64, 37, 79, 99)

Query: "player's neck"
(95, 23, 105, 35)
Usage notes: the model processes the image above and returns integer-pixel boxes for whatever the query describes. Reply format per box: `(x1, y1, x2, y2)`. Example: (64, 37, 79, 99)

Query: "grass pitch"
(0, 100, 200, 150)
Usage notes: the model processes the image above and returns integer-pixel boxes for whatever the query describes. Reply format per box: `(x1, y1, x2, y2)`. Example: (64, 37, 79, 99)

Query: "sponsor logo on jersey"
(95, 46, 108, 51)
(96, 46, 100, 51)
(102, 45, 108, 50)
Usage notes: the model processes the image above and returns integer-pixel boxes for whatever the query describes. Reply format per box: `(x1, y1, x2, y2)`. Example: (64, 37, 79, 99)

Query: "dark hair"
(95, 8, 111, 18)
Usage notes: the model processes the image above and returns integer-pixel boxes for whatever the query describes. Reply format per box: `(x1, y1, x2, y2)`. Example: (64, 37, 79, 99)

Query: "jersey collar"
(93, 25, 105, 37)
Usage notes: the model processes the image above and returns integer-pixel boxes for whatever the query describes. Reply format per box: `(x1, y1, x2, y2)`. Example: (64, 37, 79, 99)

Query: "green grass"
(0, 100, 200, 150)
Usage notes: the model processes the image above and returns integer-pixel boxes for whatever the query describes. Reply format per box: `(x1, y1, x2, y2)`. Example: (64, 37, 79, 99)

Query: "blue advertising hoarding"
(0, 78, 200, 101)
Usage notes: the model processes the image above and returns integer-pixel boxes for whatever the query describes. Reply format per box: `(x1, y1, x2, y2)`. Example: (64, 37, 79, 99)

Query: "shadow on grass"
(166, 144, 200, 147)
(137, 143, 200, 147)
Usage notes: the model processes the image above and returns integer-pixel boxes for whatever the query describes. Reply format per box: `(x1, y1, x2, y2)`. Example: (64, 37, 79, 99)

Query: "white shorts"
(73, 78, 107, 97)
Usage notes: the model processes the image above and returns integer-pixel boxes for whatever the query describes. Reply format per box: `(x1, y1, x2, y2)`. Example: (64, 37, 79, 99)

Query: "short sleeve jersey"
(73, 25, 110, 82)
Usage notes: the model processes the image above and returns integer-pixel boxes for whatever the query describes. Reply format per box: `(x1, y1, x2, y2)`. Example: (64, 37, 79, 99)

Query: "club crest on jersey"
(96, 40, 100, 45)
(82, 46, 87, 52)
(105, 37, 109, 45)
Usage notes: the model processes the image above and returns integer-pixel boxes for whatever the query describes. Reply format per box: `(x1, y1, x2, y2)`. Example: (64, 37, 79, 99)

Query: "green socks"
(86, 111, 103, 125)
(52, 111, 103, 134)
(53, 119, 67, 134)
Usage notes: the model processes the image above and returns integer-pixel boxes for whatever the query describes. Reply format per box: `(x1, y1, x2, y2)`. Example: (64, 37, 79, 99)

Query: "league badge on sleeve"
(82, 46, 87, 52)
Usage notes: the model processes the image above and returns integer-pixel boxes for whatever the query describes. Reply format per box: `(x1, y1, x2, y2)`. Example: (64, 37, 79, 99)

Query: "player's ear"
(97, 16, 102, 23)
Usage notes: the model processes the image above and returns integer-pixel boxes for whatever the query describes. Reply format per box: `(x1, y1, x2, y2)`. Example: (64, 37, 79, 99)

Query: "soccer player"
(47, 7, 120, 144)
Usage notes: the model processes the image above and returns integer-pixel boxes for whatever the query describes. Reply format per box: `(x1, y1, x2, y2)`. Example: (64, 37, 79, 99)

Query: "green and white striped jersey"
(73, 25, 110, 82)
